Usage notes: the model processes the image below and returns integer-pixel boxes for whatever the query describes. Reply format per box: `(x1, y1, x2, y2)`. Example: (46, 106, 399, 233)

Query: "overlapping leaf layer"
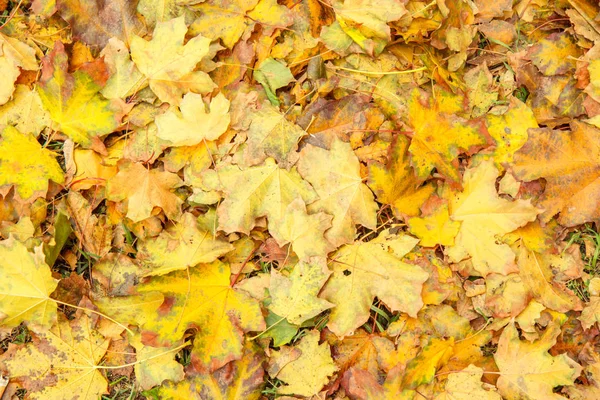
(1, 0, 600, 399)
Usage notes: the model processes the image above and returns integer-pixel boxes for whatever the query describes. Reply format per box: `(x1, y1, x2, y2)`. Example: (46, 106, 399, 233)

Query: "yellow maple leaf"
(130, 17, 215, 105)
(0, 85, 50, 135)
(269, 198, 333, 260)
(156, 92, 231, 146)
(100, 38, 144, 99)
(435, 364, 501, 400)
(408, 203, 460, 247)
(129, 335, 185, 391)
(579, 278, 600, 330)
(297, 139, 378, 247)
(333, 0, 406, 54)
(137, 212, 234, 276)
(512, 121, 600, 226)
(37, 42, 122, 147)
(485, 98, 538, 170)
(495, 321, 582, 400)
(94, 291, 165, 328)
(367, 135, 436, 218)
(189, 0, 259, 49)
(407, 89, 490, 183)
(320, 233, 429, 337)
(189, 0, 292, 49)
(447, 160, 541, 276)
(0, 314, 110, 400)
(327, 328, 395, 379)
(137, 261, 265, 371)
(0, 126, 64, 201)
(106, 162, 183, 222)
(243, 101, 306, 167)
(0, 237, 58, 330)
(268, 258, 334, 325)
(268, 330, 337, 396)
(215, 158, 317, 234)
(137, 0, 182, 28)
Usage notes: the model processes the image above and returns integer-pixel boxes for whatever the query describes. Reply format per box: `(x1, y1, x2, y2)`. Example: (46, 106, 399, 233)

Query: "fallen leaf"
(137, 212, 234, 276)
(158, 342, 265, 399)
(57, 0, 143, 47)
(435, 364, 501, 400)
(269, 197, 333, 259)
(66, 191, 113, 257)
(0, 33, 37, 105)
(297, 139, 378, 247)
(215, 158, 317, 234)
(402, 337, 454, 389)
(447, 160, 541, 276)
(407, 89, 490, 183)
(367, 135, 436, 218)
(0, 314, 110, 399)
(136, 261, 265, 371)
(70, 148, 117, 190)
(320, 234, 429, 337)
(495, 321, 582, 400)
(0, 237, 58, 330)
(268, 330, 337, 396)
(106, 162, 183, 222)
(527, 32, 581, 76)
(513, 121, 600, 226)
(130, 335, 185, 390)
(517, 246, 584, 313)
(408, 203, 460, 247)
(0, 84, 50, 135)
(268, 257, 334, 325)
(156, 92, 231, 146)
(37, 41, 122, 147)
(243, 101, 307, 167)
(130, 17, 215, 105)
(0, 126, 64, 201)
(99, 38, 144, 99)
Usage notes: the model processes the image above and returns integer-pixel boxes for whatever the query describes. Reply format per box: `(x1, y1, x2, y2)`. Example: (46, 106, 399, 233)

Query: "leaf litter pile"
(3, 0, 600, 399)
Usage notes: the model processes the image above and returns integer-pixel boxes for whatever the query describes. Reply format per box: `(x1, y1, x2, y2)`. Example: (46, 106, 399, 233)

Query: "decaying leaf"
(136, 261, 265, 371)
(513, 121, 600, 226)
(0, 314, 110, 399)
(158, 342, 265, 399)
